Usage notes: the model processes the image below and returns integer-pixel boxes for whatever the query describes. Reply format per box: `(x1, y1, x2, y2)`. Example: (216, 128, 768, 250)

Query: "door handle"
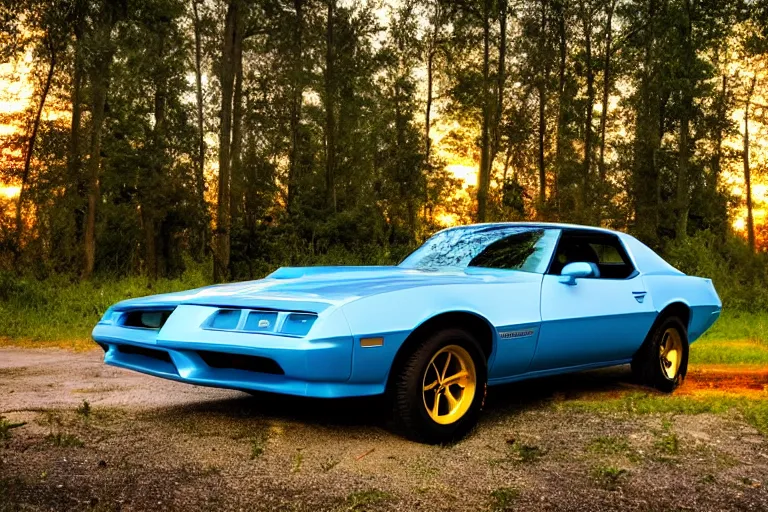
(632, 291, 647, 304)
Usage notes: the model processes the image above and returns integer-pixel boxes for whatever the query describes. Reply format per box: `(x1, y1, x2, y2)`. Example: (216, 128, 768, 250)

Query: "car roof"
(434, 222, 684, 276)
(437, 221, 623, 236)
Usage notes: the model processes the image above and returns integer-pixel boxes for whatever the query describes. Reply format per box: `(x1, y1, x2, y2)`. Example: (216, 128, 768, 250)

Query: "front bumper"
(92, 305, 384, 398)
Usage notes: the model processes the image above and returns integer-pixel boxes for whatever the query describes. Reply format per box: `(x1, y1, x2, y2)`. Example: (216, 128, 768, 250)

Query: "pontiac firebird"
(93, 223, 722, 443)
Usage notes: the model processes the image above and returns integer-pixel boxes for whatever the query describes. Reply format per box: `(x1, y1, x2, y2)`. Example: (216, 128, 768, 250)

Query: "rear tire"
(632, 316, 688, 393)
(392, 328, 487, 444)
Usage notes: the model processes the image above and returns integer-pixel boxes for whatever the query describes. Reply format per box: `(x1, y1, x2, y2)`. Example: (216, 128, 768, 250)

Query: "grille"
(197, 350, 284, 375)
(117, 344, 173, 363)
(121, 309, 174, 329)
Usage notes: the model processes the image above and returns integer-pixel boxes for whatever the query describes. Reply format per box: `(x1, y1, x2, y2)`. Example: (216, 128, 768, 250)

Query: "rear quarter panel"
(642, 274, 722, 342)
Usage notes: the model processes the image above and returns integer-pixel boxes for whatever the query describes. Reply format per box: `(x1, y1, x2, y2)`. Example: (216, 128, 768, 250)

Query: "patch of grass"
(0, 416, 26, 440)
(45, 432, 84, 448)
(700, 310, 768, 345)
(0, 263, 210, 346)
(687, 310, 768, 365)
(321, 457, 340, 472)
(250, 436, 266, 459)
(343, 489, 391, 511)
(559, 392, 768, 436)
(489, 486, 520, 511)
(76, 399, 91, 418)
(592, 465, 628, 491)
(508, 441, 545, 463)
(291, 450, 303, 473)
(654, 431, 680, 458)
(587, 435, 632, 456)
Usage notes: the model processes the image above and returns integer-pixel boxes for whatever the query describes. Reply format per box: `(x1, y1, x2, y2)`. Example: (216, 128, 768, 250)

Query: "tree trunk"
(15, 41, 56, 250)
(287, 0, 304, 216)
(744, 75, 757, 252)
(675, 0, 693, 240)
(596, 0, 615, 222)
(324, 0, 337, 212)
(214, 0, 240, 282)
(144, 24, 169, 281)
(82, 8, 116, 279)
(537, 0, 548, 210)
(632, 0, 661, 247)
(231, 23, 244, 197)
(582, 1, 595, 220)
(711, 73, 727, 192)
(553, 0, 566, 214)
(477, 0, 491, 222)
(192, 0, 207, 258)
(489, 0, 507, 175)
(424, 1, 441, 220)
(676, 99, 691, 240)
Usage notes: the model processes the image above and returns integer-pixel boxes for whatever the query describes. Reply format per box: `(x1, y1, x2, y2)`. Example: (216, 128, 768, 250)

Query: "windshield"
(399, 226, 560, 273)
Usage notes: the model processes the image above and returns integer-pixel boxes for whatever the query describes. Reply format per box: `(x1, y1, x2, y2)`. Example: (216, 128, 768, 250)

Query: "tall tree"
(83, 0, 124, 278)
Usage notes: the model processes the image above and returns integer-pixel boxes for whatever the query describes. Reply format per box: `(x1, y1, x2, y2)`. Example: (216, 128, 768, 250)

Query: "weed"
(489, 486, 520, 510)
(321, 457, 340, 472)
(0, 416, 25, 440)
(587, 436, 631, 456)
(559, 393, 768, 436)
(76, 399, 91, 418)
(701, 474, 716, 484)
(250, 437, 266, 459)
(655, 432, 680, 456)
(45, 432, 84, 448)
(344, 489, 391, 511)
(592, 465, 627, 490)
(509, 442, 545, 463)
(292, 450, 303, 473)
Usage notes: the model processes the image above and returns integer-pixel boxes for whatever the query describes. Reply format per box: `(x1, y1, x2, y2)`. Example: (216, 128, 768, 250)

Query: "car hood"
(112, 266, 539, 313)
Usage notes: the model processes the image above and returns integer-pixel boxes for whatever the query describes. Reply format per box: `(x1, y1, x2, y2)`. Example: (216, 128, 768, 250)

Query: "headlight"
(98, 307, 120, 325)
(279, 313, 317, 336)
(205, 309, 317, 337)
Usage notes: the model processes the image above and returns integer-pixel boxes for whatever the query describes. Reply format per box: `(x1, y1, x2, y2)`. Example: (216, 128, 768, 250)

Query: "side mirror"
(559, 262, 596, 285)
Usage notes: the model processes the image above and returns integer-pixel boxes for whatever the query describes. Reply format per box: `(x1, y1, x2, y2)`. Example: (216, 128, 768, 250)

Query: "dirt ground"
(1, 347, 767, 511)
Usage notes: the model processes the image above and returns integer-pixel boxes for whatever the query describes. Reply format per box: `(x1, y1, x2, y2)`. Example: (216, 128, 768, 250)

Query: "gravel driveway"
(1, 347, 766, 511)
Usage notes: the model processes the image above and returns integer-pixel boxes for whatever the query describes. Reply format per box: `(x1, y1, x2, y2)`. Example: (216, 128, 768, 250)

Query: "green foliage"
(591, 465, 628, 491)
(508, 441, 545, 463)
(665, 231, 768, 312)
(344, 489, 391, 511)
(76, 400, 91, 418)
(586, 436, 633, 456)
(561, 393, 768, 436)
(0, 416, 25, 440)
(45, 432, 84, 448)
(0, 259, 210, 343)
(489, 486, 520, 511)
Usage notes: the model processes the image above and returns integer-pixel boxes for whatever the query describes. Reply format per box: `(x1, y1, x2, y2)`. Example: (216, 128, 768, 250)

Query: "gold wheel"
(659, 327, 683, 380)
(422, 344, 477, 425)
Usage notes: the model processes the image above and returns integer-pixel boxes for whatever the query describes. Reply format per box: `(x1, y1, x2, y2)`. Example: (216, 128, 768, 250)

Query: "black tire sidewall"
(641, 316, 689, 392)
(394, 328, 488, 444)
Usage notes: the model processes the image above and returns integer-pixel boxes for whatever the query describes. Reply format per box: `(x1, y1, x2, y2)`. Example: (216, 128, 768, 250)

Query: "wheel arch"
(634, 300, 692, 360)
(657, 300, 692, 330)
(385, 311, 495, 394)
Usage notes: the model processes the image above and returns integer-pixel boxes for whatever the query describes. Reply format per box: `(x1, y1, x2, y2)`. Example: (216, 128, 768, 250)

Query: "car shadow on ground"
(147, 365, 641, 434)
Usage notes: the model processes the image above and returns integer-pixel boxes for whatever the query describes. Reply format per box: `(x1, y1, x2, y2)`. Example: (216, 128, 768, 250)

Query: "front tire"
(392, 328, 487, 444)
(632, 316, 689, 393)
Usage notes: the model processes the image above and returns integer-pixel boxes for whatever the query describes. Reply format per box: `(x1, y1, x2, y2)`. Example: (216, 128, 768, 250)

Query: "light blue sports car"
(93, 223, 721, 443)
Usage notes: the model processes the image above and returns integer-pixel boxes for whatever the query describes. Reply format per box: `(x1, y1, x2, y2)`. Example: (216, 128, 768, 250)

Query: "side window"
(549, 232, 635, 279)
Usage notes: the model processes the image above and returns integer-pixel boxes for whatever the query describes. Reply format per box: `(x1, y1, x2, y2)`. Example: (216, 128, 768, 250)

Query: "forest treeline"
(2, 0, 768, 285)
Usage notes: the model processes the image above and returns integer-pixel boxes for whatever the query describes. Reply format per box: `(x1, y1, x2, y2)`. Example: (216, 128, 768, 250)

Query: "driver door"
(529, 231, 656, 371)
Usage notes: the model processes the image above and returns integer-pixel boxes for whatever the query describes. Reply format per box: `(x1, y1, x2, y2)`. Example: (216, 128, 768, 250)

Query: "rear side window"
(549, 231, 636, 279)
